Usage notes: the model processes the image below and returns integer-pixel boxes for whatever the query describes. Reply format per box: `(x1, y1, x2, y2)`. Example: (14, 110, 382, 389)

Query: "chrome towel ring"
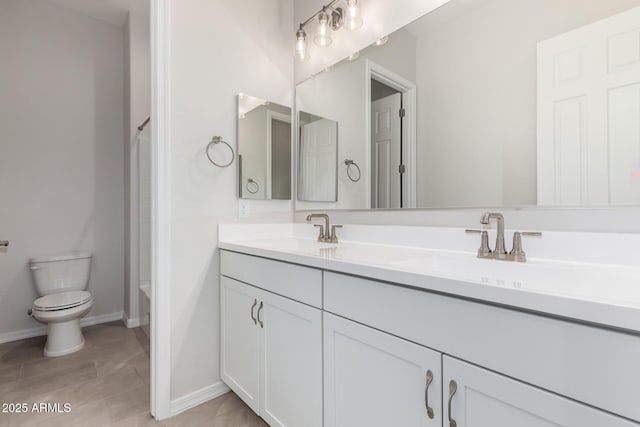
(246, 178, 260, 194)
(206, 136, 235, 168)
(345, 159, 361, 182)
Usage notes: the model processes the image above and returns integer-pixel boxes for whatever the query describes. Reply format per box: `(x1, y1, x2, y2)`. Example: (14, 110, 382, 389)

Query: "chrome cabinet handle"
(448, 380, 458, 427)
(0, 241, 8, 247)
(257, 301, 264, 328)
(250, 299, 257, 325)
(424, 370, 434, 419)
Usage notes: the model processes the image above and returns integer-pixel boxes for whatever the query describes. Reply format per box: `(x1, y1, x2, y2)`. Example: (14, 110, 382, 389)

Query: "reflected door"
(538, 6, 640, 205)
(371, 93, 402, 209)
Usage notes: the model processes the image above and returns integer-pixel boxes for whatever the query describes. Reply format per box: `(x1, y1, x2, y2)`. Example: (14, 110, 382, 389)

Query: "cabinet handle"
(257, 301, 264, 328)
(448, 380, 458, 427)
(424, 370, 434, 419)
(250, 299, 257, 325)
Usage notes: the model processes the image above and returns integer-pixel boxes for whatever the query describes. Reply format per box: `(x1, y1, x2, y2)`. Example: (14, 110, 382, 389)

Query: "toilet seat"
(33, 291, 92, 312)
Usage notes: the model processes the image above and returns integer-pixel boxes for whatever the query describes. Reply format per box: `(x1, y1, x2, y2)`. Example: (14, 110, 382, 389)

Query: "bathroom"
(2, 0, 640, 426)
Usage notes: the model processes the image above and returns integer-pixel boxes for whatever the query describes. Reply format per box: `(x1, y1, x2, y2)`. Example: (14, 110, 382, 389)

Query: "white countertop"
(219, 224, 640, 332)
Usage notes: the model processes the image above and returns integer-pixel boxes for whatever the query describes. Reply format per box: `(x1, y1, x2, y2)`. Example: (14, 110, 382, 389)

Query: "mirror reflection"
(298, 112, 339, 202)
(295, 0, 640, 210)
(238, 94, 292, 200)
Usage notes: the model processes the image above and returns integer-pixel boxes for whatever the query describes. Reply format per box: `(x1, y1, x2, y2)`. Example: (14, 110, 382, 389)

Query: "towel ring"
(246, 178, 259, 194)
(345, 159, 361, 182)
(206, 136, 235, 168)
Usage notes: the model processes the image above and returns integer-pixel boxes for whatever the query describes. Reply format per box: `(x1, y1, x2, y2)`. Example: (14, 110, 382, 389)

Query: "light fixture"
(294, 0, 366, 61)
(314, 11, 332, 47)
(346, 51, 360, 61)
(373, 35, 389, 46)
(345, 0, 363, 30)
(294, 28, 310, 62)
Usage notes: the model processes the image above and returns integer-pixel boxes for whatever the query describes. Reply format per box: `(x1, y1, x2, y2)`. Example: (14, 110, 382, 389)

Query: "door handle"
(424, 370, 434, 419)
(250, 299, 257, 325)
(257, 301, 264, 328)
(448, 380, 458, 427)
(0, 241, 8, 247)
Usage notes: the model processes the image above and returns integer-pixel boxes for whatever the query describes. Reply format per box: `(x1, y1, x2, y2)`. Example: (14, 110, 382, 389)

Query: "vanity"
(219, 223, 640, 427)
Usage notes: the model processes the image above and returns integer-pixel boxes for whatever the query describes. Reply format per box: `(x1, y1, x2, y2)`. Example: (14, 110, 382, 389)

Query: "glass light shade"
(374, 35, 389, 46)
(345, 0, 363, 30)
(314, 11, 332, 47)
(294, 29, 310, 62)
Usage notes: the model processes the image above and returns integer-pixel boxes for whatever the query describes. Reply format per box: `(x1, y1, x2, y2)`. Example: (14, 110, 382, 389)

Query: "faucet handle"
(330, 225, 343, 244)
(313, 224, 325, 242)
(510, 231, 542, 262)
(465, 229, 491, 258)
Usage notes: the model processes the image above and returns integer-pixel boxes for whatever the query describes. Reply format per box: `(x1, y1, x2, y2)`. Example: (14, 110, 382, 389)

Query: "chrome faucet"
(480, 212, 506, 257)
(306, 213, 341, 243)
(467, 212, 542, 262)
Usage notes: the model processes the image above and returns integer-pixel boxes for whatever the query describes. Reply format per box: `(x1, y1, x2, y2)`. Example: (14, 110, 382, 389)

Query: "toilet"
(29, 252, 93, 357)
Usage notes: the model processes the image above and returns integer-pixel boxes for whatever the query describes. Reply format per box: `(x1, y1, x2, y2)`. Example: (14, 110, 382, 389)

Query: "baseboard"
(123, 312, 141, 328)
(170, 381, 231, 417)
(0, 311, 124, 345)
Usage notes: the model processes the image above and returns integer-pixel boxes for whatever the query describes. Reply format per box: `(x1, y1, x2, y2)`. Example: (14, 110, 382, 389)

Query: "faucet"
(306, 213, 341, 243)
(480, 212, 506, 257)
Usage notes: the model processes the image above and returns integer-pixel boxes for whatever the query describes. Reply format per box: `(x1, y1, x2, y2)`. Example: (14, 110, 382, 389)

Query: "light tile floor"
(0, 322, 266, 427)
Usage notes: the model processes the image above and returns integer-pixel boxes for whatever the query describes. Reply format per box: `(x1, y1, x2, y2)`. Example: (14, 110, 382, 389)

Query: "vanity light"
(373, 35, 389, 46)
(345, 0, 363, 30)
(294, 28, 310, 62)
(346, 51, 360, 61)
(314, 11, 333, 47)
(295, 0, 365, 61)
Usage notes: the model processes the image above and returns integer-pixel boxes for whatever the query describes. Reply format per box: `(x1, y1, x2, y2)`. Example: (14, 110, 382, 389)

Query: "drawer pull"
(250, 299, 257, 325)
(425, 370, 434, 419)
(448, 380, 458, 427)
(257, 301, 264, 328)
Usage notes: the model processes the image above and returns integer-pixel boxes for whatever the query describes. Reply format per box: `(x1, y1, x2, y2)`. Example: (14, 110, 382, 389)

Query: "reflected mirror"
(298, 111, 338, 202)
(295, 0, 640, 210)
(238, 94, 292, 200)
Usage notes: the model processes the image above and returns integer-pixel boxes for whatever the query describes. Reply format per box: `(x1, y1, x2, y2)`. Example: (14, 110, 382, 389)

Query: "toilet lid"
(33, 291, 92, 311)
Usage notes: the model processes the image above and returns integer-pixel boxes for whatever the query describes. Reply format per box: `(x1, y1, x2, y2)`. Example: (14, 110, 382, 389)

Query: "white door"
(538, 6, 640, 205)
(260, 290, 322, 427)
(443, 356, 636, 427)
(371, 92, 402, 209)
(324, 313, 442, 427)
(220, 277, 261, 413)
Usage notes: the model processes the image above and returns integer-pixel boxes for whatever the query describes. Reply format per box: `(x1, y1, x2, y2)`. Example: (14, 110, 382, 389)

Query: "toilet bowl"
(29, 252, 93, 357)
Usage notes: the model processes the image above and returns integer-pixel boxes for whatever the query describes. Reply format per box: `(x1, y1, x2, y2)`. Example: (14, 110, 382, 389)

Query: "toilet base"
(44, 319, 86, 357)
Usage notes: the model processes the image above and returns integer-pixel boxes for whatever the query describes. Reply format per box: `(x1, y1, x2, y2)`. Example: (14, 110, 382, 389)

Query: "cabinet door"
(443, 356, 637, 427)
(324, 313, 442, 427)
(259, 290, 322, 427)
(221, 277, 261, 413)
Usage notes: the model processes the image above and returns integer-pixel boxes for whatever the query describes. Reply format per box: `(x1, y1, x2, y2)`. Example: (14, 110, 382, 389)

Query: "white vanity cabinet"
(323, 313, 442, 427)
(220, 252, 323, 427)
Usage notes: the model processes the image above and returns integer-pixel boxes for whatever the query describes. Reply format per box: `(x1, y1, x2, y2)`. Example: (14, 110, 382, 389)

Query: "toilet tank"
(29, 252, 92, 296)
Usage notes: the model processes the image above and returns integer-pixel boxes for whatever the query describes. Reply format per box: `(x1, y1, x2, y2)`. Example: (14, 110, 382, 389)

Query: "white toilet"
(29, 252, 93, 357)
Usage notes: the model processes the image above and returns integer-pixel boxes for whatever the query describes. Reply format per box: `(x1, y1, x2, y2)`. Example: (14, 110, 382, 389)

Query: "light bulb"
(294, 28, 310, 62)
(346, 51, 360, 61)
(373, 35, 389, 46)
(314, 11, 332, 47)
(345, 0, 363, 31)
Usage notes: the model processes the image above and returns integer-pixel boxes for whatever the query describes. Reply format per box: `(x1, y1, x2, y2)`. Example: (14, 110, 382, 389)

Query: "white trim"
(365, 60, 418, 209)
(0, 311, 124, 345)
(124, 312, 141, 328)
(170, 382, 231, 417)
(266, 110, 292, 199)
(151, 0, 172, 420)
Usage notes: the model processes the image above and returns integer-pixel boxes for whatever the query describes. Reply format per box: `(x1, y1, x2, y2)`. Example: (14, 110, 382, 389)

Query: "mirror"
(238, 94, 292, 200)
(295, 0, 640, 210)
(298, 111, 339, 202)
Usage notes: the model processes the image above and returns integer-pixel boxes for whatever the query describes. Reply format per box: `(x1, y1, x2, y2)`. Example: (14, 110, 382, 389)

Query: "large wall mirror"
(238, 94, 292, 200)
(295, 0, 640, 210)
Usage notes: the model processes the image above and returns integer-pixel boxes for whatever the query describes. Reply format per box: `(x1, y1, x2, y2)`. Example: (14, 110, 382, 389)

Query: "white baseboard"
(0, 311, 124, 345)
(123, 312, 141, 328)
(170, 381, 230, 417)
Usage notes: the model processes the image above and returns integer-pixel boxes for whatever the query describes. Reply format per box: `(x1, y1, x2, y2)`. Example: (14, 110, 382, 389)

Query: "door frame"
(266, 110, 292, 200)
(150, 0, 172, 420)
(365, 60, 417, 209)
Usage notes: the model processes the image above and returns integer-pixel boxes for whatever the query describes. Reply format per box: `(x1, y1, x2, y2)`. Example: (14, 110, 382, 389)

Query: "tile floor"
(0, 322, 266, 427)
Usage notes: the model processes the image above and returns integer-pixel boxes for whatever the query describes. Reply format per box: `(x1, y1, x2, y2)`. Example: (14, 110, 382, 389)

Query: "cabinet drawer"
(221, 250, 322, 308)
(324, 271, 640, 422)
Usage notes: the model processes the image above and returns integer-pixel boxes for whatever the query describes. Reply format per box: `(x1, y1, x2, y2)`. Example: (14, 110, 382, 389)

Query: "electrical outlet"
(238, 199, 250, 218)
